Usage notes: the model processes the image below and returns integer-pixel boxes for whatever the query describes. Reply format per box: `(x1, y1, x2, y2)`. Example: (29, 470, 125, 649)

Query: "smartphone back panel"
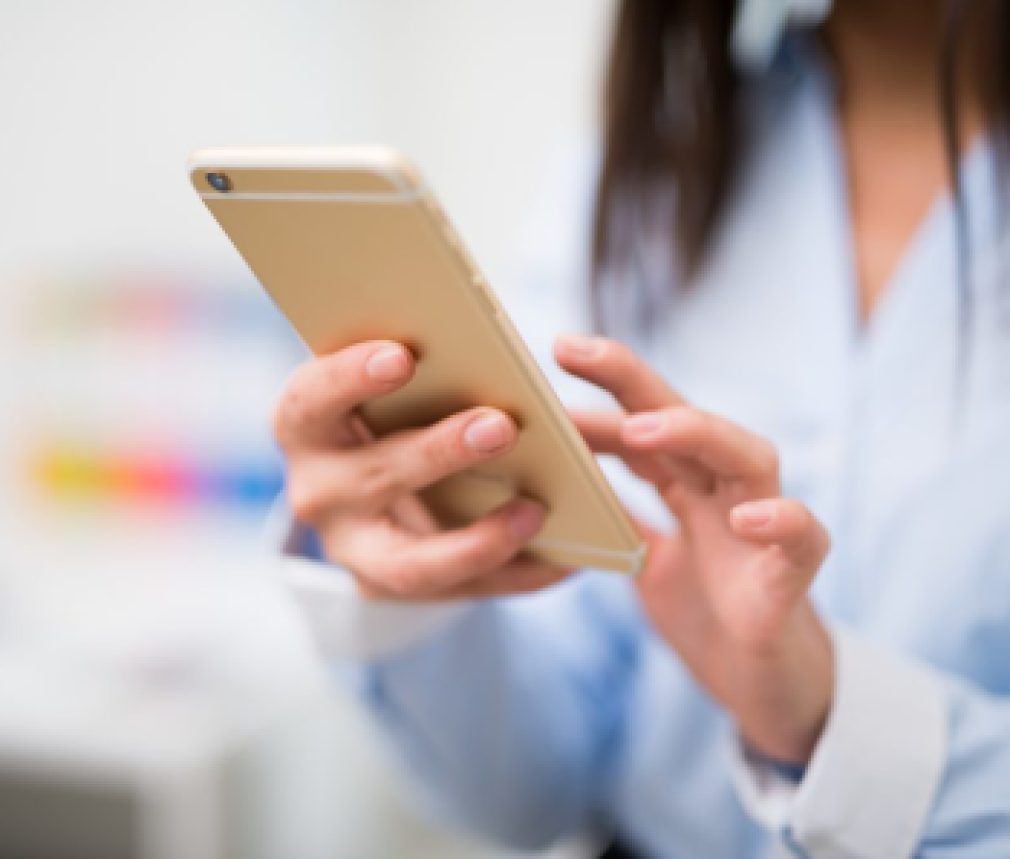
(189, 147, 645, 574)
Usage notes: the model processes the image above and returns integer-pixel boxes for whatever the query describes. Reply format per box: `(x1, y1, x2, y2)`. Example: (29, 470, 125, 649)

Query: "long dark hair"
(591, 0, 1010, 343)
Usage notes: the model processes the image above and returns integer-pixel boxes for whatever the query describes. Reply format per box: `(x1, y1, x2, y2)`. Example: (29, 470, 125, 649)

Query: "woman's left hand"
(556, 334, 834, 765)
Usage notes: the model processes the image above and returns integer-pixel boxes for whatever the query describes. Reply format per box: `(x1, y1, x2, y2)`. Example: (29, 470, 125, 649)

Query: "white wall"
(0, 2, 615, 856)
(353, 1, 613, 284)
(0, 0, 612, 279)
(0, 0, 615, 555)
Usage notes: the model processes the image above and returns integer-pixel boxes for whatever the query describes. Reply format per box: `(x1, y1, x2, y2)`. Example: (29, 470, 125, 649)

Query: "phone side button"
(472, 279, 499, 315)
(442, 226, 463, 253)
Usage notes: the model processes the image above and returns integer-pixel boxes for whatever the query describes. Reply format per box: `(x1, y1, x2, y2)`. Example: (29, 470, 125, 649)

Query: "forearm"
(729, 601, 835, 765)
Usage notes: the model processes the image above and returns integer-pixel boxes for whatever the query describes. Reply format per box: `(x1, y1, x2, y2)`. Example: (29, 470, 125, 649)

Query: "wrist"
(736, 606, 835, 764)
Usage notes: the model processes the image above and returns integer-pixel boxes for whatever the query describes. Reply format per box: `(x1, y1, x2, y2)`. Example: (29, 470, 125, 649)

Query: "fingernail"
(508, 501, 545, 539)
(463, 411, 514, 453)
(558, 334, 604, 358)
(624, 412, 666, 438)
(365, 345, 410, 382)
(732, 501, 775, 528)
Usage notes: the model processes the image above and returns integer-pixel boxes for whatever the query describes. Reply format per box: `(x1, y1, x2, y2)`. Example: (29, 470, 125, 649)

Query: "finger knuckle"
(756, 441, 780, 476)
(323, 349, 360, 390)
(421, 423, 469, 472)
(273, 365, 325, 442)
(668, 406, 705, 447)
(352, 577, 386, 601)
(466, 525, 518, 571)
(355, 457, 405, 509)
(601, 338, 625, 363)
(381, 563, 429, 598)
(786, 499, 815, 528)
(604, 341, 636, 383)
(784, 500, 831, 556)
(287, 479, 329, 524)
(273, 384, 307, 446)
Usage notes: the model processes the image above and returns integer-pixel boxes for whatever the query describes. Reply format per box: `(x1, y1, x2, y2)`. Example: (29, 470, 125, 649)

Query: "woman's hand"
(556, 334, 834, 765)
(275, 341, 571, 600)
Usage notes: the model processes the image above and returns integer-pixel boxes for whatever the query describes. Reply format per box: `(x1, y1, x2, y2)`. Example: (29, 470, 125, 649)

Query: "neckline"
(796, 44, 997, 349)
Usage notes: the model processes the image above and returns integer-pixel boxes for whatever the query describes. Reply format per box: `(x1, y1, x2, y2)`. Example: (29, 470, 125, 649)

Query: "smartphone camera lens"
(206, 172, 232, 192)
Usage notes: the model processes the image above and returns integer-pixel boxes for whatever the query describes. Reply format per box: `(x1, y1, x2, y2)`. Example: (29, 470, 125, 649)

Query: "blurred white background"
(0, 1, 614, 857)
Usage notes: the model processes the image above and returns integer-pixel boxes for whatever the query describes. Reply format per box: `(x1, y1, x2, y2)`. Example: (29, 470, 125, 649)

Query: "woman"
(277, 1, 1010, 856)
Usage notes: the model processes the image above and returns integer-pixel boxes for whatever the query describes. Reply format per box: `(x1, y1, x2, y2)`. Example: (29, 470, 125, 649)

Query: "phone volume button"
(473, 279, 499, 314)
(442, 226, 463, 253)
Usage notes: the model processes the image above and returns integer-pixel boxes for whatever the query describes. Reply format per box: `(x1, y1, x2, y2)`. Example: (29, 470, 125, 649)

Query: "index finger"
(570, 408, 710, 491)
(554, 334, 686, 412)
(274, 340, 415, 450)
(624, 406, 779, 490)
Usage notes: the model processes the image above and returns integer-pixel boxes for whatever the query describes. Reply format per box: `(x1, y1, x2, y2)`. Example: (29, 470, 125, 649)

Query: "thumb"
(629, 516, 686, 593)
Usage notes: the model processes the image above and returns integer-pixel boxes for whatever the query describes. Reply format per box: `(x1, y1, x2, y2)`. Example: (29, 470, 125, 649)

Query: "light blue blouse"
(287, 42, 1010, 859)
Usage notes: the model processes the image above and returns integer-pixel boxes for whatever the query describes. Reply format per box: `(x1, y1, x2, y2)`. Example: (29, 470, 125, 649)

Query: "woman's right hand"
(274, 340, 570, 600)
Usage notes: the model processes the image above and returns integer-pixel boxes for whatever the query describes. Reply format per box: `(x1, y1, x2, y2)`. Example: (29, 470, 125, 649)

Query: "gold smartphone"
(188, 146, 646, 574)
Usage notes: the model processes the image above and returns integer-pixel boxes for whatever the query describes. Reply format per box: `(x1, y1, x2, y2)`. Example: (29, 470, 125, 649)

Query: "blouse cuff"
(732, 628, 947, 858)
(281, 556, 470, 661)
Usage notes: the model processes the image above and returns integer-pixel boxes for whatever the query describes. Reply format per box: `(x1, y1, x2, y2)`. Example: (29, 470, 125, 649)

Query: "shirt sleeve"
(732, 627, 1010, 858)
(281, 554, 473, 661)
